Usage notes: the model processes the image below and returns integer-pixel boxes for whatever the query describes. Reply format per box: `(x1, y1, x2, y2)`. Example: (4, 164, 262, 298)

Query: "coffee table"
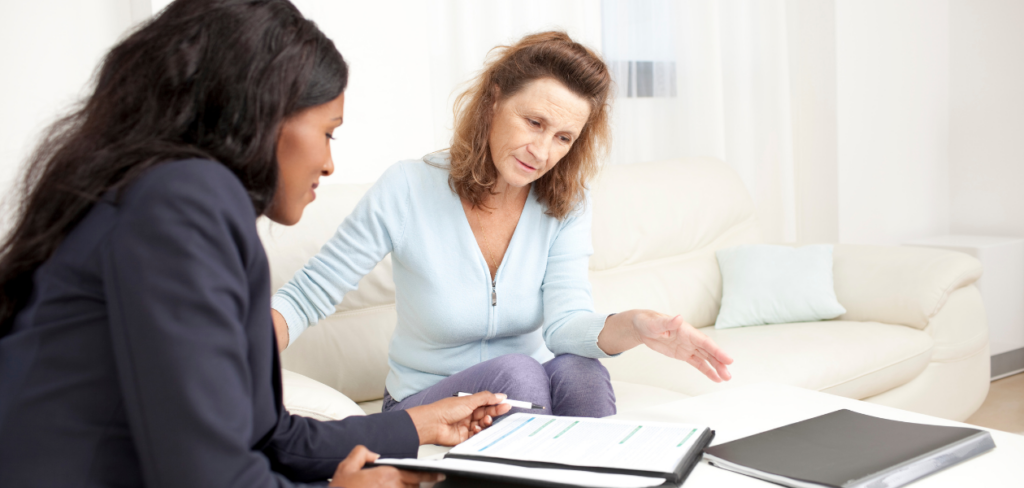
(423, 382, 1024, 487)
(611, 383, 1024, 487)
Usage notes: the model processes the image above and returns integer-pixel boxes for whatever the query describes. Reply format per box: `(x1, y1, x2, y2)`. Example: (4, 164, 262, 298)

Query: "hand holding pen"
(405, 391, 512, 446)
(453, 391, 545, 410)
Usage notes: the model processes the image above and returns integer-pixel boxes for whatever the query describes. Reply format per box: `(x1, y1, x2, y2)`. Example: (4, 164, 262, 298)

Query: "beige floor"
(965, 372, 1024, 434)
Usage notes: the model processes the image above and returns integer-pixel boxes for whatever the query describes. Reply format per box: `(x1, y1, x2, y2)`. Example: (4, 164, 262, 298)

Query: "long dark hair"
(0, 0, 347, 337)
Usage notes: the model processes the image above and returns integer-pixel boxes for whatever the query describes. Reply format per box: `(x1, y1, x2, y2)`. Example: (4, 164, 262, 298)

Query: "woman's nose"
(528, 135, 551, 164)
(322, 155, 335, 176)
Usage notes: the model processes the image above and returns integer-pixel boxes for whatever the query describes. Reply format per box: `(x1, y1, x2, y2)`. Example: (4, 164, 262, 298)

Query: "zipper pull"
(491, 279, 497, 307)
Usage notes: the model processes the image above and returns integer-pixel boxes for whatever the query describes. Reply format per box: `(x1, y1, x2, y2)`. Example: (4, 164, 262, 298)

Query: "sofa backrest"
(261, 157, 759, 402)
(588, 158, 759, 328)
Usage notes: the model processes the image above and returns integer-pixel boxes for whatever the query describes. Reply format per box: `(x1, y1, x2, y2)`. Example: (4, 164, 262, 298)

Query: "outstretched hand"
(405, 391, 512, 446)
(634, 311, 734, 382)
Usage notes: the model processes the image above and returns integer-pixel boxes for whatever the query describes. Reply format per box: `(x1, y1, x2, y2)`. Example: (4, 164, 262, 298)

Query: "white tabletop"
(610, 383, 1024, 487)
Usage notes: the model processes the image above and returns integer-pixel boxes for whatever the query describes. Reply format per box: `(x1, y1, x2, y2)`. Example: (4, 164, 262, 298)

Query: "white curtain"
(602, 0, 796, 242)
(429, 0, 797, 242)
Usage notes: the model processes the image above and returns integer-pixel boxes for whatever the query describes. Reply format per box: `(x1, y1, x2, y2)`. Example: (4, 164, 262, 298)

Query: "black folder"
(703, 409, 995, 488)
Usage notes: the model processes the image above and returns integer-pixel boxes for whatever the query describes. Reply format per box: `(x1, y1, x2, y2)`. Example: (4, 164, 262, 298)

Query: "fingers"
(690, 331, 734, 380)
(686, 354, 723, 382)
(470, 403, 510, 424)
(468, 414, 493, 434)
(333, 446, 382, 478)
(335, 445, 378, 476)
(489, 402, 512, 417)
(686, 343, 732, 382)
(693, 331, 734, 366)
(398, 469, 446, 486)
(459, 390, 506, 410)
(704, 351, 732, 381)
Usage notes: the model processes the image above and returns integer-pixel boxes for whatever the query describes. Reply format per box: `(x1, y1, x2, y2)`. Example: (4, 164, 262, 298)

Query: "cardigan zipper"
(492, 278, 497, 306)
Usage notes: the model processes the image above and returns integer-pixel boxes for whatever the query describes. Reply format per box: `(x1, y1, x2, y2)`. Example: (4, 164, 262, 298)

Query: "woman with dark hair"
(272, 31, 735, 419)
(0, 1, 509, 486)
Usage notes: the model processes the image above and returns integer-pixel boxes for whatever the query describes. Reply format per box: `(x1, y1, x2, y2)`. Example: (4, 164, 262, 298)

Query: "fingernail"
(496, 393, 507, 401)
(439, 474, 447, 481)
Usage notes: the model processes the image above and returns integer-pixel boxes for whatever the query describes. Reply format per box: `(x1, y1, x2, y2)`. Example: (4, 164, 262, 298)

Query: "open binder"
(376, 413, 714, 487)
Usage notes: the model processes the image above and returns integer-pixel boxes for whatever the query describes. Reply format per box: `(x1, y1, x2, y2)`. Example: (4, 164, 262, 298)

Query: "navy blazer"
(0, 160, 419, 487)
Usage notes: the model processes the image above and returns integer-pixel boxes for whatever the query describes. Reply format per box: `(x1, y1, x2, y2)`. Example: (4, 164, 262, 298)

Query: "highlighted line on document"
(479, 417, 534, 451)
(677, 429, 697, 447)
(554, 421, 579, 439)
(620, 426, 642, 444)
(529, 418, 557, 437)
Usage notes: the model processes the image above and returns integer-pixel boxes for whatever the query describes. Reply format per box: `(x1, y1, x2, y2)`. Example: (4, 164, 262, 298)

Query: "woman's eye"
(326, 133, 336, 141)
(560, 136, 571, 143)
(528, 119, 540, 127)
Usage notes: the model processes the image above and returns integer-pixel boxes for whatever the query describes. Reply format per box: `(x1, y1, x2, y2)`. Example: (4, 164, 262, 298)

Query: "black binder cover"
(703, 409, 995, 488)
(384, 428, 714, 487)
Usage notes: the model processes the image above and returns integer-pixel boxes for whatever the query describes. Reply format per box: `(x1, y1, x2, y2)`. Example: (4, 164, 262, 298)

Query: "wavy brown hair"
(448, 31, 611, 220)
(0, 0, 347, 337)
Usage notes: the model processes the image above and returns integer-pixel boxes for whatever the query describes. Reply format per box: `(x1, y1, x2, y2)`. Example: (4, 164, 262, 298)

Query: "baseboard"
(991, 347, 1024, 380)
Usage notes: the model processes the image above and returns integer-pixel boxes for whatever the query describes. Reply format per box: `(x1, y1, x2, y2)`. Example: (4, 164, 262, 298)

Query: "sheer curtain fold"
(604, 0, 796, 242)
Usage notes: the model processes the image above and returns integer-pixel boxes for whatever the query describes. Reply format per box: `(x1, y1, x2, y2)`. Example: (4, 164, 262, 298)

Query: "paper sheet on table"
(375, 457, 667, 488)
(449, 413, 707, 474)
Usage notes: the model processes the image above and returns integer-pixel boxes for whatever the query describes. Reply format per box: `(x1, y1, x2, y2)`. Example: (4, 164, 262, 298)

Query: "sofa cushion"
(833, 245, 983, 330)
(715, 244, 846, 329)
(282, 369, 366, 421)
(589, 157, 759, 272)
(280, 304, 397, 403)
(359, 399, 385, 415)
(611, 380, 691, 414)
(600, 321, 934, 400)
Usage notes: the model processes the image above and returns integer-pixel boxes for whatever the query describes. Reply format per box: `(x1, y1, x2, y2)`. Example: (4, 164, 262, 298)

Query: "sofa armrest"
(281, 369, 367, 421)
(832, 244, 983, 330)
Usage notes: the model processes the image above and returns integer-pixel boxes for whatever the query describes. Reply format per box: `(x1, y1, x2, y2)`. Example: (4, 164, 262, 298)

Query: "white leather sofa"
(259, 157, 990, 424)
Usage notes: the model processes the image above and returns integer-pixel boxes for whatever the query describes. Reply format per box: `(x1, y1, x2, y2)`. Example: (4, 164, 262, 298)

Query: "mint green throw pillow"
(714, 244, 846, 329)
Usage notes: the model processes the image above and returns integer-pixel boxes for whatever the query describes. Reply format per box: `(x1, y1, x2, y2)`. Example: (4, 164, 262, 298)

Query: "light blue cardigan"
(272, 153, 611, 401)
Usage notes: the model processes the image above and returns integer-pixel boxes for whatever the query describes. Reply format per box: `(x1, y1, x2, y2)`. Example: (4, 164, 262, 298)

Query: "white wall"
(0, 0, 136, 226)
(835, 0, 951, 246)
(949, 0, 1024, 240)
(290, 0, 437, 185)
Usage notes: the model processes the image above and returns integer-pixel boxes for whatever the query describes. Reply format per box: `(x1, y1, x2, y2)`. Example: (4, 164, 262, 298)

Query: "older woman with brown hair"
(271, 31, 733, 418)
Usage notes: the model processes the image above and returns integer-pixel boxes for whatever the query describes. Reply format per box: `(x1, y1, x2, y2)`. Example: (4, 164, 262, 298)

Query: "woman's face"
(268, 92, 345, 225)
(488, 78, 591, 189)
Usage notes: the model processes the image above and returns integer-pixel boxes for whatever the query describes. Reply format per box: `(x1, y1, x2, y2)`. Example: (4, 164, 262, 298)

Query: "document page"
(448, 413, 707, 474)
